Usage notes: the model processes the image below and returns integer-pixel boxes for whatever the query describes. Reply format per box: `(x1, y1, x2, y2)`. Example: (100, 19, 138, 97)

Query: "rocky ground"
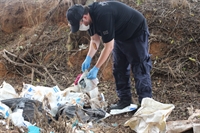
(0, 0, 199, 132)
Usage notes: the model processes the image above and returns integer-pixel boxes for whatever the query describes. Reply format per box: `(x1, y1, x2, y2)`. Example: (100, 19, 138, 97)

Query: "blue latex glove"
(82, 56, 92, 72)
(87, 66, 99, 79)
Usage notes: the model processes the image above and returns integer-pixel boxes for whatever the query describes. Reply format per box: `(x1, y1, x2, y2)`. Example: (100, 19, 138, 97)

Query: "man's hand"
(82, 56, 92, 72)
(87, 66, 99, 79)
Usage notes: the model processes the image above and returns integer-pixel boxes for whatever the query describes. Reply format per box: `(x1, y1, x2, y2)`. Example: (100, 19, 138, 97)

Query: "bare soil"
(0, 0, 199, 132)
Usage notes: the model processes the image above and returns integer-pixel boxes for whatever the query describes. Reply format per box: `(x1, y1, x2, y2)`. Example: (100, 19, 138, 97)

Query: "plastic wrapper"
(0, 102, 12, 118)
(20, 83, 60, 102)
(78, 71, 99, 93)
(56, 104, 90, 123)
(56, 104, 106, 123)
(7, 108, 33, 129)
(1, 98, 44, 123)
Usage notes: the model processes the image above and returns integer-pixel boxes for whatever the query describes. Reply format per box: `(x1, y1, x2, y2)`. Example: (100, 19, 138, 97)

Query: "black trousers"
(112, 30, 152, 103)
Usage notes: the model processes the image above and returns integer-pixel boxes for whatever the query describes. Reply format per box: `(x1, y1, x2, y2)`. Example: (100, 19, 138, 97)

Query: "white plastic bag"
(20, 84, 61, 116)
(9, 109, 32, 127)
(88, 87, 99, 99)
(78, 71, 99, 93)
(20, 83, 60, 102)
(43, 90, 85, 116)
(0, 81, 18, 100)
(0, 102, 12, 118)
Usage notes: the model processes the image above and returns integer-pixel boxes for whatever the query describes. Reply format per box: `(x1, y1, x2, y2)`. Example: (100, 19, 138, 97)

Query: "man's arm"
(95, 39, 114, 68)
(87, 34, 101, 58)
(86, 38, 114, 79)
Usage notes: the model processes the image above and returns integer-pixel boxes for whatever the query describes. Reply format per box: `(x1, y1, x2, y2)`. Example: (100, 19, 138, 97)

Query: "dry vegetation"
(0, 0, 199, 132)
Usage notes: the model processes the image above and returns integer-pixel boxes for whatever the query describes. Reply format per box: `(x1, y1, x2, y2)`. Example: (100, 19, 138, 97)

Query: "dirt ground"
(0, 0, 200, 132)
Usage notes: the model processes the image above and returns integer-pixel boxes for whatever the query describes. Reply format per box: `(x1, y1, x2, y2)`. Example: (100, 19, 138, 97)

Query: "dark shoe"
(110, 99, 133, 110)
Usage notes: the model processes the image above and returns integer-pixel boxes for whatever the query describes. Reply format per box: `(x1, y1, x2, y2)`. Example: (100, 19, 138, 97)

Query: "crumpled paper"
(124, 98, 175, 133)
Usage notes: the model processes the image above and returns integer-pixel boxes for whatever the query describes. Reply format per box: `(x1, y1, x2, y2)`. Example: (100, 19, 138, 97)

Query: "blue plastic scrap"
(28, 125, 40, 133)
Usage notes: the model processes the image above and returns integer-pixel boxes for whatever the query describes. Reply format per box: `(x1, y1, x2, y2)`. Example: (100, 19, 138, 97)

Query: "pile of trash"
(0, 71, 199, 133)
(0, 71, 110, 132)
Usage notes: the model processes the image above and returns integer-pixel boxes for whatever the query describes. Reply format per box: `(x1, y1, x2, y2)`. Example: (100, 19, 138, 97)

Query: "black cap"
(66, 4, 84, 33)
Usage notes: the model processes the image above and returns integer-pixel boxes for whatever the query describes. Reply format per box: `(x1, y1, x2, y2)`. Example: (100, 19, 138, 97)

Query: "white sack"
(124, 98, 175, 133)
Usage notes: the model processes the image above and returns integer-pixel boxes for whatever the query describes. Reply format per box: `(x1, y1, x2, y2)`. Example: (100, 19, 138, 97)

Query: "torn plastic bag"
(1, 98, 45, 123)
(82, 108, 106, 122)
(55, 104, 90, 123)
(56, 104, 106, 123)
(9, 109, 32, 127)
(78, 71, 99, 93)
